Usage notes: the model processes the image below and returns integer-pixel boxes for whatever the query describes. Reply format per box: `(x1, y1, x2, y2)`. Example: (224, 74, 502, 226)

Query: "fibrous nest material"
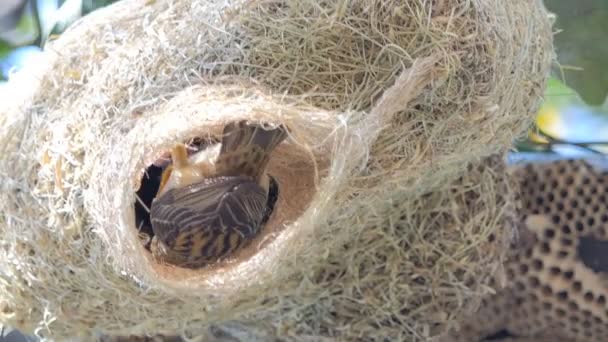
(443, 159, 608, 341)
(0, 0, 552, 340)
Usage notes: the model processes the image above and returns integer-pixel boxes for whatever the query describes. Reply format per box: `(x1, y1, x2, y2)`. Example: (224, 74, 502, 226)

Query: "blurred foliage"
(518, 76, 608, 156)
(544, 0, 608, 106)
(514, 0, 608, 155)
(0, 0, 120, 80)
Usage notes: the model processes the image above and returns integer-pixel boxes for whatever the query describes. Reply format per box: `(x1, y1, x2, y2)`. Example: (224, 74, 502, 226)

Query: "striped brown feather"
(150, 176, 267, 261)
(215, 121, 288, 181)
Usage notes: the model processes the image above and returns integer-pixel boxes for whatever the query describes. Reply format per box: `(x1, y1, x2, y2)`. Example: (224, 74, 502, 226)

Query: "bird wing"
(220, 121, 287, 155)
(216, 121, 288, 181)
(150, 176, 267, 258)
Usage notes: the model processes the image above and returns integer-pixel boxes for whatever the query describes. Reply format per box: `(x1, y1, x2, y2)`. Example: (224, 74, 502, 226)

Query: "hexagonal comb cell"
(442, 160, 608, 341)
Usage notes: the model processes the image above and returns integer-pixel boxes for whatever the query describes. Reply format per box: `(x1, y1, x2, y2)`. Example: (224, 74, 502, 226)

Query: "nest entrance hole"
(133, 136, 281, 254)
(130, 121, 320, 283)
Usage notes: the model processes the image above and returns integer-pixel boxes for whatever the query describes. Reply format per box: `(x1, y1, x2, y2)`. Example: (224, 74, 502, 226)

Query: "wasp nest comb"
(444, 159, 608, 341)
(0, 0, 552, 340)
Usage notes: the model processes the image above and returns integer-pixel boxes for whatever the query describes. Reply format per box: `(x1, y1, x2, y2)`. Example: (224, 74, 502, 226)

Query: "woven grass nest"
(0, 0, 552, 340)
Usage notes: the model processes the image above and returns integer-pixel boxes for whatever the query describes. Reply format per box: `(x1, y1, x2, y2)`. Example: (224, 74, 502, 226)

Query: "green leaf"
(543, 77, 583, 108)
(0, 40, 13, 59)
(545, 0, 608, 106)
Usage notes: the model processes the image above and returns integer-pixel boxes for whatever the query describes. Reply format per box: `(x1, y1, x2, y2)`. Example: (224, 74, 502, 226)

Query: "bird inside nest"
(144, 120, 289, 269)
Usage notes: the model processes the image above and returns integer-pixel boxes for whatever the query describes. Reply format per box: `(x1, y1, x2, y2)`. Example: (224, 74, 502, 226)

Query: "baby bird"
(149, 120, 288, 268)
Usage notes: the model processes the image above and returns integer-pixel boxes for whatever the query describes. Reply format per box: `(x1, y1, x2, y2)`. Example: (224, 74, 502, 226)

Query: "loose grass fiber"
(0, 0, 552, 340)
